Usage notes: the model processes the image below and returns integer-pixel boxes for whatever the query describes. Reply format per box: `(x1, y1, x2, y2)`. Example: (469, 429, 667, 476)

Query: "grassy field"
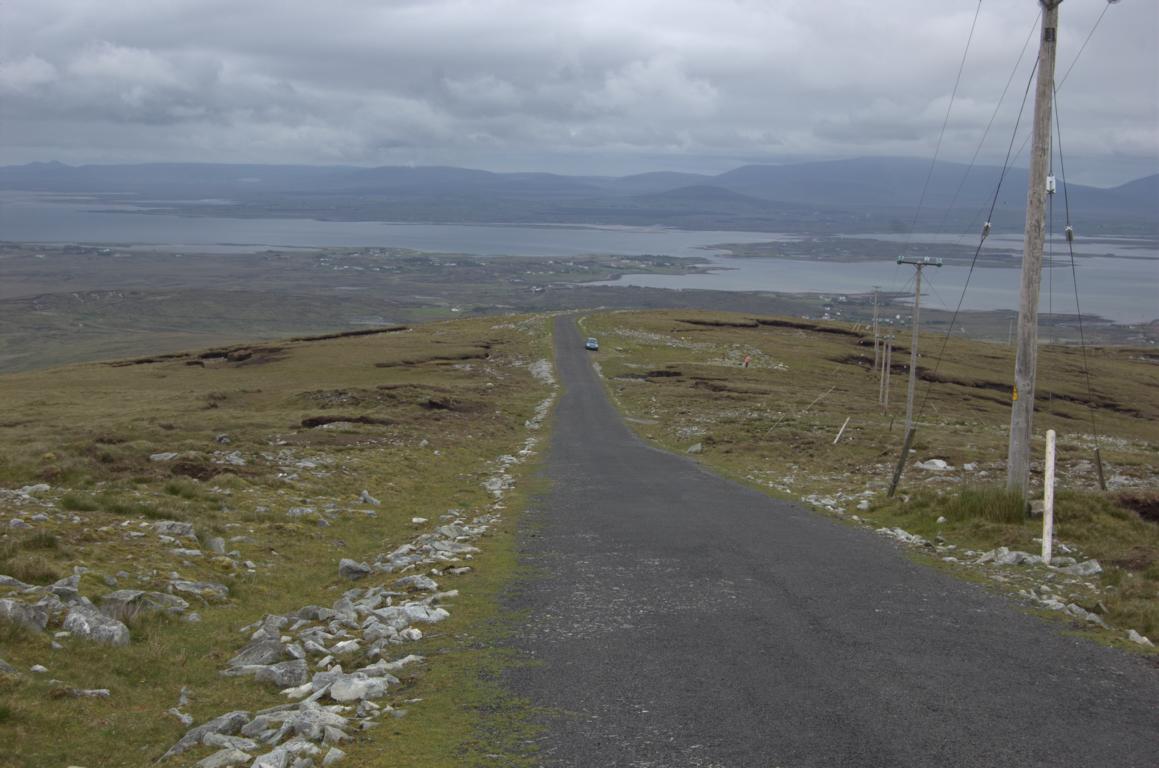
(580, 309, 1158, 647)
(0, 315, 555, 767)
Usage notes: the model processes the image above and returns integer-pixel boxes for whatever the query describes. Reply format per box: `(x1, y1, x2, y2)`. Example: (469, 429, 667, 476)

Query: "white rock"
(359, 490, 381, 506)
(936, 516, 947, 525)
(30, 664, 48, 673)
(915, 459, 952, 471)
(411, 517, 428, 525)
(1127, 629, 1153, 647)
(322, 748, 346, 766)
(329, 674, 387, 703)
(150, 452, 179, 462)
(251, 748, 290, 768)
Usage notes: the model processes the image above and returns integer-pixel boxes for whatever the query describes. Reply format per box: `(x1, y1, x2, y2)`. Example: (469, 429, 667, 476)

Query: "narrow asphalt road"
(503, 316, 1158, 768)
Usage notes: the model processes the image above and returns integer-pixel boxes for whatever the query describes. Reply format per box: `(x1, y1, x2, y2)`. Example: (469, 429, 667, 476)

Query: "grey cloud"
(0, 0, 1155, 184)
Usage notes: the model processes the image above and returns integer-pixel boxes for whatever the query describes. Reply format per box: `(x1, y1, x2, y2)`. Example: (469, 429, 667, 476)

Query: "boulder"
(391, 575, 438, 592)
(162, 710, 251, 759)
(329, 673, 388, 703)
(62, 603, 130, 646)
(685, 443, 703, 454)
(1127, 629, 1153, 647)
(253, 659, 309, 688)
(101, 590, 190, 621)
(169, 579, 230, 602)
(196, 749, 251, 768)
(915, 458, 952, 471)
(154, 520, 196, 539)
(228, 638, 285, 668)
(0, 598, 50, 631)
(338, 560, 370, 580)
(251, 748, 291, 768)
(1057, 559, 1102, 577)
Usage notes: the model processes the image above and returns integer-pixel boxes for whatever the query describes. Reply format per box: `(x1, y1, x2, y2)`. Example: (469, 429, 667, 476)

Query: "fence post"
(1042, 429, 1056, 564)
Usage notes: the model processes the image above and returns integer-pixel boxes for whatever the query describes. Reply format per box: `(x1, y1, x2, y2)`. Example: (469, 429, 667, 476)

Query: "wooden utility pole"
(897, 256, 942, 436)
(1008, 0, 1062, 496)
(872, 286, 881, 371)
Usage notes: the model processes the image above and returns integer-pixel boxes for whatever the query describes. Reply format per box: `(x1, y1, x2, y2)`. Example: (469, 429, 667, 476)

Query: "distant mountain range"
(2, 157, 1155, 235)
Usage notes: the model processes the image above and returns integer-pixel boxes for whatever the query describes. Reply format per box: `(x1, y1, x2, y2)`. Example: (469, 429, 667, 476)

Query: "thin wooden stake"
(1094, 446, 1107, 491)
(833, 417, 851, 445)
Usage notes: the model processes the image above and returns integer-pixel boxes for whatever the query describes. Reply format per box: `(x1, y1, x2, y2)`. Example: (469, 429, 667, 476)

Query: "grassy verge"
(0, 314, 555, 767)
(579, 309, 1158, 649)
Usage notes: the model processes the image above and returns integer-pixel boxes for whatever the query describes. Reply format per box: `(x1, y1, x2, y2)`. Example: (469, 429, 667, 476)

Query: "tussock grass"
(940, 486, 1026, 524)
(58, 493, 98, 512)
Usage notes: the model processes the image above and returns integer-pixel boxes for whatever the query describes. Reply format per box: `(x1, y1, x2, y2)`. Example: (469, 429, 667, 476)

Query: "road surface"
(504, 316, 1159, 767)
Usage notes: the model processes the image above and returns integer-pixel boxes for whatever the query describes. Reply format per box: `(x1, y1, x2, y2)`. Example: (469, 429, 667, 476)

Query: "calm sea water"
(1, 192, 1155, 324)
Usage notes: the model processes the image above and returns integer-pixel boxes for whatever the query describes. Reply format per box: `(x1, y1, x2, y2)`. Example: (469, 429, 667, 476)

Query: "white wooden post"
(1042, 429, 1056, 564)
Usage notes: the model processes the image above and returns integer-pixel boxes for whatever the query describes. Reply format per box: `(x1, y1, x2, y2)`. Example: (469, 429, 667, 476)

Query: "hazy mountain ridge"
(2, 158, 1155, 235)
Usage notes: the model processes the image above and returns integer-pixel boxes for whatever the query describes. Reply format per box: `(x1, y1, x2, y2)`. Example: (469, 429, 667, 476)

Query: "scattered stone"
(685, 442, 703, 454)
(338, 560, 371, 580)
(321, 748, 346, 766)
(63, 688, 111, 698)
(168, 707, 194, 727)
(154, 520, 196, 539)
(0, 657, 16, 675)
(856, 499, 870, 511)
(30, 664, 48, 673)
(936, 516, 947, 525)
(150, 452, 180, 462)
(62, 603, 130, 646)
(8, 518, 30, 529)
(1127, 629, 1153, 647)
(215, 434, 232, 445)
(207, 537, 227, 555)
(359, 490, 380, 506)
(411, 517, 427, 525)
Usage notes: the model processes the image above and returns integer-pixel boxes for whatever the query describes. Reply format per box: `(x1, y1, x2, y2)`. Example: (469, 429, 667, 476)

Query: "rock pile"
(162, 362, 558, 767)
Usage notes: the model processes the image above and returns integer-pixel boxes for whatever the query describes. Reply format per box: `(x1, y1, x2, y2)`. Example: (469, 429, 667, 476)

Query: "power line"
(911, 57, 1039, 425)
(1058, 0, 1115, 89)
(1052, 87, 1103, 454)
(936, 8, 1041, 242)
(903, 0, 984, 245)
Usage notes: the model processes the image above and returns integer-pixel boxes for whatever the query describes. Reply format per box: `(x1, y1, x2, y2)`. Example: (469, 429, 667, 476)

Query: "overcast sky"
(1, 0, 1156, 185)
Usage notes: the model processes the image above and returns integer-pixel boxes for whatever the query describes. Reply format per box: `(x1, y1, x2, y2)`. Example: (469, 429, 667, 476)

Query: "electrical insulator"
(1065, 225, 1074, 242)
(1046, 175, 1057, 194)
(982, 222, 991, 239)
